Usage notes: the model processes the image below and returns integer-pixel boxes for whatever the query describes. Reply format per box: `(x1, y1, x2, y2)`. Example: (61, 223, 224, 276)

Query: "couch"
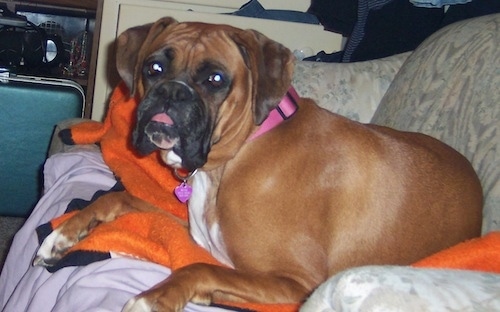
(1, 13, 498, 312)
(295, 13, 500, 311)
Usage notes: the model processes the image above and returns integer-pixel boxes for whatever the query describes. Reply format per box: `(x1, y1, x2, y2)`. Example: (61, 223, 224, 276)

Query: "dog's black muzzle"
(133, 81, 212, 171)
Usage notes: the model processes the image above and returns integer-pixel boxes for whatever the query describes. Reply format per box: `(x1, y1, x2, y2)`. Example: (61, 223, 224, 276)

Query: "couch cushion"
(371, 14, 500, 234)
(301, 265, 500, 312)
(292, 52, 409, 123)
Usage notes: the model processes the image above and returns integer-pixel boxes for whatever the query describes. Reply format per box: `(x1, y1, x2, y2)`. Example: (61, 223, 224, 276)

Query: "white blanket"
(0, 150, 232, 312)
(3, 149, 500, 312)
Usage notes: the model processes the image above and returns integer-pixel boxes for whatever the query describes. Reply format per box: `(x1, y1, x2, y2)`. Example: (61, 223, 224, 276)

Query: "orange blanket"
(413, 231, 500, 274)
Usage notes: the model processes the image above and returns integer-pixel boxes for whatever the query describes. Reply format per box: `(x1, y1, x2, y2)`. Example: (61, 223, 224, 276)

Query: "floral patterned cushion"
(300, 14, 499, 312)
(292, 53, 409, 123)
(371, 14, 500, 234)
(301, 265, 500, 312)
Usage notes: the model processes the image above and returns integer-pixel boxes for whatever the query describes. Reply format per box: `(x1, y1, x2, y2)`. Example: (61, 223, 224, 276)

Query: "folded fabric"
(36, 189, 298, 312)
(413, 231, 500, 273)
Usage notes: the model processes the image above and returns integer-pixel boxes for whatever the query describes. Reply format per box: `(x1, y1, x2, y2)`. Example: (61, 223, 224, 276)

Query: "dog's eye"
(206, 73, 224, 88)
(147, 62, 163, 76)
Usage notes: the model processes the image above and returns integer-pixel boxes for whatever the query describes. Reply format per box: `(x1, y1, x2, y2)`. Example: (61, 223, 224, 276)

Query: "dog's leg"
(34, 191, 170, 267)
(123, 263, 310, 312)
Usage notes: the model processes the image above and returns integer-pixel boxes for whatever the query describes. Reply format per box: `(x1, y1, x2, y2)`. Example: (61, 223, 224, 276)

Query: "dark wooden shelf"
(1, 0, 98, 118)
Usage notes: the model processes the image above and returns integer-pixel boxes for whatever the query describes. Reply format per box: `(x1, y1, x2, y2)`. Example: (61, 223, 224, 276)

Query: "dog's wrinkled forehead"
(142, 23, 243, 75)
(118, 21, 251, 98)
(147, 23, 242, 68)
(169, 23, 237, 49)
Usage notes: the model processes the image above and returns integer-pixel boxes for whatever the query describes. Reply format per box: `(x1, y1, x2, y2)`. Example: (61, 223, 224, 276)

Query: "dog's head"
(116, 17, 294, 171)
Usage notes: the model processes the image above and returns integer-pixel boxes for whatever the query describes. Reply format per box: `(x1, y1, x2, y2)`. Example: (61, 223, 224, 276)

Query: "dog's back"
(219, 98, 482, 286)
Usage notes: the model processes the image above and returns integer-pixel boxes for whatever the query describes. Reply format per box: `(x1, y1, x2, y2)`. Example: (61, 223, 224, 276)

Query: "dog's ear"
(231, 29, 295, 125)
(116, 17, 178, 95)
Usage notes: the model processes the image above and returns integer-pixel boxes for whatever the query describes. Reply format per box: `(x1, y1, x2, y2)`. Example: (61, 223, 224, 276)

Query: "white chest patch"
(189, 171, 234, 267)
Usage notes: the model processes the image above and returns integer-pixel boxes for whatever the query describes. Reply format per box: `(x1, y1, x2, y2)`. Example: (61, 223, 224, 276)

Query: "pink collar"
(248, 87, 299, 141)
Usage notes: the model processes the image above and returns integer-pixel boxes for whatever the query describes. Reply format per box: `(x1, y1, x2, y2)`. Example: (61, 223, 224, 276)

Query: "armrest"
(301, 265, 500, 312)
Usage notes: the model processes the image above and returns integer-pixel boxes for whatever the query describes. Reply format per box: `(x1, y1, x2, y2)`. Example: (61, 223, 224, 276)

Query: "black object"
(308, 0, 358, 36)
(0, 5, 65, 70)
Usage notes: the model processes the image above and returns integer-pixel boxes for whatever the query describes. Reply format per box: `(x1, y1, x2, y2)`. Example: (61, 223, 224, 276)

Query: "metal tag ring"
(174, 168, 198, 181)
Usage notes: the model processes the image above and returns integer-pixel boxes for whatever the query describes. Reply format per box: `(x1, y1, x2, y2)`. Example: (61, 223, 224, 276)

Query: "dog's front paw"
(122, 271, 211, 312)
(122, 289, 192, 312)
(122, 297, 157, 312)
(33, 228, 76, 267)
(123, 296, 187, 312)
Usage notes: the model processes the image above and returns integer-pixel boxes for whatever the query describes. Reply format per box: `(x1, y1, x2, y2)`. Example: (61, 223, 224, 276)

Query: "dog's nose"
(143, 80, 196, 107)
(168, 81, 195, 102)
(150, 80, 196, 104)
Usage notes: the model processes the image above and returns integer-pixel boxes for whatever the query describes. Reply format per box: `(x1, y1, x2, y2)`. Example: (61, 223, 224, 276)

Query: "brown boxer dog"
(35, 17, 483, 311)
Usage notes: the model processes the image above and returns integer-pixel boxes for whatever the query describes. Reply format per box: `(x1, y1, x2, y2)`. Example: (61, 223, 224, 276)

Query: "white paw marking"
(122, 297, 151, 312)
(33, 228, 71, 266)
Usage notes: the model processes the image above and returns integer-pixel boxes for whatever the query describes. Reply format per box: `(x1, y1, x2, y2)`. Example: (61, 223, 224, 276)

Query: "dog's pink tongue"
(151, 113, 174, 125)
